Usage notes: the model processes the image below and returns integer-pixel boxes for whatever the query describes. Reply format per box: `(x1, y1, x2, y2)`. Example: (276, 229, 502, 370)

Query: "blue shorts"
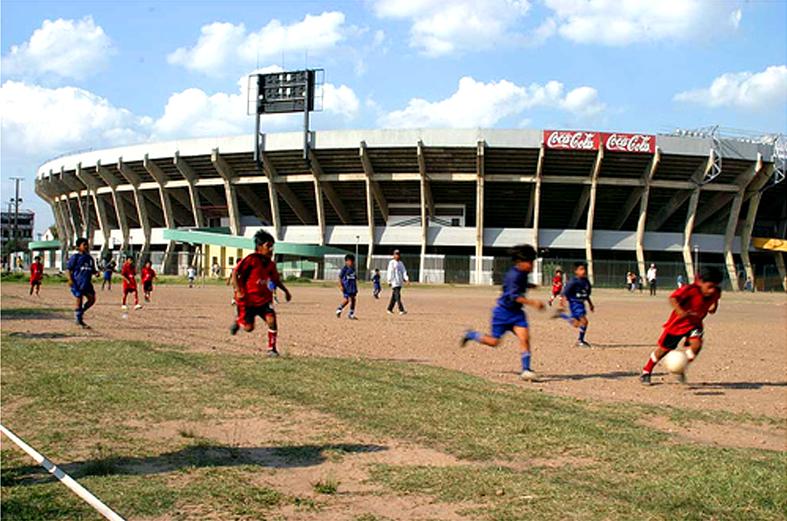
(569, 300, 586, 319)
(490, 306, 528, 339)
(343, 291, 358, 299)
(71, 284, 95, 298)
(103, 271, 112, 281)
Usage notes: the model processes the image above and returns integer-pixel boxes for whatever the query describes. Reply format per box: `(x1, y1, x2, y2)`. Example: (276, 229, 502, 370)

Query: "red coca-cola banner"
(601, 132, 655, 154)
(543, 130, 600, 151)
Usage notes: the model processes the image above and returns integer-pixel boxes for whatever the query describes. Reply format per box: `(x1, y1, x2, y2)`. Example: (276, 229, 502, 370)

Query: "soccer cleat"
(520, 369, 537, 381)
(639, 373, 652, 386)
(576, 340, 592, 348)
(399, 310, 407, 315)
(266, 349, 279, 358)
(460, 330, 474, 347)
(122, 305, 128, 311)
(77, 320, 90, 329)
(134, 304, 143, 310)
(348, 314, 358, 320)
(676, 372, 687, 385)
(386, 310, 394, 315)
(229, 322, 240, 336)
(335, 308, 342, 318)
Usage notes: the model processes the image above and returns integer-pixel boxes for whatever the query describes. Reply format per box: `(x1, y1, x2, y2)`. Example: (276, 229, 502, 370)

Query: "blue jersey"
(339, 265, 358, 295)
(67, 252, 96, 291)
(496, 266, 531, 312)
(371, 273, 381, 287)
(563, 276, 592, 303)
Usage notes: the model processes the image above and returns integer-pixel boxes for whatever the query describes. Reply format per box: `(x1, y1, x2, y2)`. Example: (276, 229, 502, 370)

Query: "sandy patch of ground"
(643, 416, 786, 451)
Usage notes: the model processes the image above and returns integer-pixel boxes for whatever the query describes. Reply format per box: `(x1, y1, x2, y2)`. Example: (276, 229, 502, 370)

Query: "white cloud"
(167, 12, 348, 76)
(544, 0, 742, 45)
(379, 76, 604, 128)
(152, 72, 359, 140)
(674, 65, 787, 110)
(0, 81, 149, 159)
(371, 0, 533, 56)
(1, 17, 114, 81)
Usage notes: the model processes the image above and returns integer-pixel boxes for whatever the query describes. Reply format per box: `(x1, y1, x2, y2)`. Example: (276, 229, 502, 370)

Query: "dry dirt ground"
(3, 281, 785, 420)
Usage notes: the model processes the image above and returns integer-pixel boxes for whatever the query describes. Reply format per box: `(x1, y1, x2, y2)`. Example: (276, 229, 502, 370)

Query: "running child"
(101, 257, 116, 291)
(548, 268, 563, 306)
(187, 265, 197, 288)
(554, 261, 594, 347)
(371, 268, 382, 299)
(639, 266, 722, 385)
(29, 255, 43, 296)
(121, 256, 142, 310)
(336, 254, 358, 319)
(66, 238, 98, 328)
(141, 260, 156, 302)
(460, 244, 545, 381)
(229, 230, 292, 357)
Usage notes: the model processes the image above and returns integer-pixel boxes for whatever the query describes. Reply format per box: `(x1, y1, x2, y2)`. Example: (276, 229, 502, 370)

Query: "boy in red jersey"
(640, 266, 723, 385)
(121, 256, 142, 310)
(141, 260, 156, 302)
(548, 268, 563, 306)
(229, 230, 291, 357)
(29, 255, 44, 296)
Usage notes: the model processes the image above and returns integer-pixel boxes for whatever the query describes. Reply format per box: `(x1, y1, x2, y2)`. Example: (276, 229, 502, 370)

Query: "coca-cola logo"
(603, 133, 654, 153)
(544, 130, 599, 150)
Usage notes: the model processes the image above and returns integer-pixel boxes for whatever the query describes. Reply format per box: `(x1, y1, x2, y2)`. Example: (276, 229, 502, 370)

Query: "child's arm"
(277, 280, 292, 302)
(668, 297, 690, 317)
(586, 296, 595, 312)
(708, 300, 719, 314)
(515, 295, 545, 310)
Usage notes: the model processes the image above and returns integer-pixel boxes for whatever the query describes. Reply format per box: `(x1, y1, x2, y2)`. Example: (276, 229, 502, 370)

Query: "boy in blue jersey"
(336, 254, 358, 319)
(66, 238, 98, 328)
(371, 269, 382, 299)
(554, 261, 595, 347)
(460, 244, 545, 380)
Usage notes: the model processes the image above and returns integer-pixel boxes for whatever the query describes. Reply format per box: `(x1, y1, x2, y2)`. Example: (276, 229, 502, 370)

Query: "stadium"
(34, 128, 786, 290)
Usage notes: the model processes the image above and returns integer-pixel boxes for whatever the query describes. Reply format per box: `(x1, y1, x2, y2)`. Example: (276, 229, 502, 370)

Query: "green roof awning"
(162, 229, 351, 258)
(29, 240, 61, 251)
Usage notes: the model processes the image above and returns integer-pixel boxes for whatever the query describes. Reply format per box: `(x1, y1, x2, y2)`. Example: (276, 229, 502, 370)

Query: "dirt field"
(3, 281, 785, 419)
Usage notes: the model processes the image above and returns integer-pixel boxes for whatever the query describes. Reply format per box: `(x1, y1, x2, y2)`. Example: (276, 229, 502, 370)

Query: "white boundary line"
(0, 423, 126, 521)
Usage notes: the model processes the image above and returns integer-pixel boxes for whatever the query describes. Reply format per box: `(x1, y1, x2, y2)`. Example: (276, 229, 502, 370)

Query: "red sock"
(267, 329, 277, 351)
(642, 352, 658, 374)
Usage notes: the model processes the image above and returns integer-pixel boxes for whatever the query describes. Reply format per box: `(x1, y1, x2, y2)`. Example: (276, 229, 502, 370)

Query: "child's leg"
(686, 337, 703, 364)
(513, 326, 531, 372)
(642, 345, 670, 374)
(577, 316, 588, 342)
(74, 295, 84, 323)
(265, 312, 278, 352)
(349, 295, 356, 316)
(122, 290, 128, 305)
(83, 293, 96, 312)
(465, 331, 501, 347)
(133, 290, 139, 305)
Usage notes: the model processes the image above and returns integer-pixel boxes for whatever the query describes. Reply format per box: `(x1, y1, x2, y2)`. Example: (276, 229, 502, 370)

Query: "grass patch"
(2, 335, 784, 520)
(1, 307, 70, 319)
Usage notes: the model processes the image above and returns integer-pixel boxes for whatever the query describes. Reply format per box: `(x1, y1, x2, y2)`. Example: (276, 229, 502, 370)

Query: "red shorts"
(237, 300, 275, 329)
(30, 278, 42, 286)
(658, 328, 703, 350)
(551, 286, 562, 296)
(123, 284, 137, 294)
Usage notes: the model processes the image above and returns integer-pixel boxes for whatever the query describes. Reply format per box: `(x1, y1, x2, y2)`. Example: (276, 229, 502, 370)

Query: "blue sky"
(2, 0, 786, 233)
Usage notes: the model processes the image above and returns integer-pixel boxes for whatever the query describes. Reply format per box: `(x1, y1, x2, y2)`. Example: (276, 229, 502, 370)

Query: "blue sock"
(579, 326, 587, 342)
(75, 308, 84, 323)
(521, 352, 531, 371)
(559, 312, 573, 324)
(467, 330, 481, 342)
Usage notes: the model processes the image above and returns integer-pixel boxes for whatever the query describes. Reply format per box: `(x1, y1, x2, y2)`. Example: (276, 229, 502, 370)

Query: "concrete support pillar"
(174, 151, 205, 228)
(585, 148, 604, 284)
(210, 149, 241, 235)
(682, 187, 702, 279)
(739, 192, 762, 286)
(774, 252, 787, 292)
(475, 141, 485, 285)
(313, 178, 326, 245)
(117, 157, 151, 259)
(364, 177, 375, 272)
(532, 144, 544, 252)
(112, 191, 130, 250)
(723, 191, 745, 291)
(637, 148, 660, 284)
(417, 140, 431, 283)
(261, 154, 282, 240)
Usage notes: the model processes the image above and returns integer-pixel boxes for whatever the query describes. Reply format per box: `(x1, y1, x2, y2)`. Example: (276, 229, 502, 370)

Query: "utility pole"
(9, 177, 23, 252)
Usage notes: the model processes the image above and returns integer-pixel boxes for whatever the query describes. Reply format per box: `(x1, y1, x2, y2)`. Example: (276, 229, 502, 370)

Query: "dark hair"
(76, 238, 88, 248)
(555, 268, 562, 274)
(254, 229, 275, 248)
(574, 261, 588, 270)
(125, 255, 134, 261)
(34, 255, 41, 261)
(345, 254, 355, 262)
(698, 266, 723, 284)
(510, 244, 537, 262)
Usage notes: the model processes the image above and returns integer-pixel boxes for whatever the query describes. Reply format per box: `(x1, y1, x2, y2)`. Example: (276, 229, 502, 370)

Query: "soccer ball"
(662, 350, 688, 374)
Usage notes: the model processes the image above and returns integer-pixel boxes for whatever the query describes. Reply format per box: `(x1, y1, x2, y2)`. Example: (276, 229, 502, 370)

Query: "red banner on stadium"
(601, 132, 655, 154)
(543, 130, 600, 151)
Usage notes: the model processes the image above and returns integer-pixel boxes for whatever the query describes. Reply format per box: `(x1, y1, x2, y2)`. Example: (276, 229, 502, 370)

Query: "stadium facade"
(34, 129, 786, 290)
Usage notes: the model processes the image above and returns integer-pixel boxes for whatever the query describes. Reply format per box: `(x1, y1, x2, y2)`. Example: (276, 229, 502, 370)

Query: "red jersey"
(141, 266, 155, 284)
(551, 274, 563, 294)
(121, 263, 137, 289)
(662, 282, 721, 335)
(235, 253, 280, 307)
(30, 261, 44, 282)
